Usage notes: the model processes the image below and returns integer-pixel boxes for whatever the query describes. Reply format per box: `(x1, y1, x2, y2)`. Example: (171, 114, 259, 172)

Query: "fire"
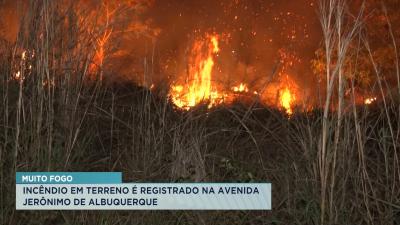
(13, 50, 34, 82)
(364, 97, 377, 105)
(170, 34, 224, 109)
(88, 6, 114, 78)
(169, 33, 300, 113)
(90, 29, 112, 75)
(14, 71, 21, 80)
(232, 83, 249, 93)
(21, 51, 26, 60)
(279, 87, 294, 115)
(210, 36, 219, 53)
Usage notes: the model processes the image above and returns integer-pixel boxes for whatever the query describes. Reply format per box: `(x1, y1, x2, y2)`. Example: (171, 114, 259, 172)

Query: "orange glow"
(21, 50, 26, 60)
(14, 71, 21, 80)
(170, 33, 300, 114)
(232, 83, 249, 93)
(13, 50, 32, 82)
(89, 29, 112, 77)
(88, 6, 114, 78)
(170, 34, 224, 109)
(210, 36, 219, 53)
(279, 87, 294, 115)
(364, 97, 377, 105)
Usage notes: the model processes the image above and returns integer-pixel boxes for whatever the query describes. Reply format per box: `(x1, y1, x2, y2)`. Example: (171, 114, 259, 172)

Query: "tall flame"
(88, 6, 114, 79)
(169, 33, 300, 114)
(280, 87, 294, 115)
(170, 34, 223, 109)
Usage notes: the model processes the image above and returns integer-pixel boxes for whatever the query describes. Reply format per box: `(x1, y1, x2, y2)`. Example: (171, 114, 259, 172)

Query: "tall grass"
(0, 0, 399, 225)
(312, 0, 399, 224)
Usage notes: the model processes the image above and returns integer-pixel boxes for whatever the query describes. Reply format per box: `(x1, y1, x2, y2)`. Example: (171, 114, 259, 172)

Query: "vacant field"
(1, 1, 399, 225)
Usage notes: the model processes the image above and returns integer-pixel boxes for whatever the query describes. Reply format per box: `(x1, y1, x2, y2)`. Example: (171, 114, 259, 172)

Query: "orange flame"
(364, 97, 377, 105)
(89, 29, 112, 77)
(280, 87, 294, 115)
(88, 5, 114, 78)
(170, 34, 300, 114)
(170, 34, 224, 109)
(232, 83, 249, 93)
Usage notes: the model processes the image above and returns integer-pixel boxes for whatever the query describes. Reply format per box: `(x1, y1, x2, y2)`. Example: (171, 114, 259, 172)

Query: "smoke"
(0, 0, 321, 102)
(0, 0, 22, 43)
(142, 0, 321, 98)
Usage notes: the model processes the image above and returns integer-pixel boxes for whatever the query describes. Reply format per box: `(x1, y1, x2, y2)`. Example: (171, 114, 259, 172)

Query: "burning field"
(0, 0, 399, 224)
(1, 0, 385, 113)
(1, 0, 321, 114)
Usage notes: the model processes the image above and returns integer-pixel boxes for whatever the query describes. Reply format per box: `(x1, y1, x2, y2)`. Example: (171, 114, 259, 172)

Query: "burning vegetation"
(169, 34, 223, 109)
(1, 0, 400, 224)
(168, 33, 299, 113)
(167, 31, 304, 115)
(1, 0, 320, 115)
(3, 0, 386, 114)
